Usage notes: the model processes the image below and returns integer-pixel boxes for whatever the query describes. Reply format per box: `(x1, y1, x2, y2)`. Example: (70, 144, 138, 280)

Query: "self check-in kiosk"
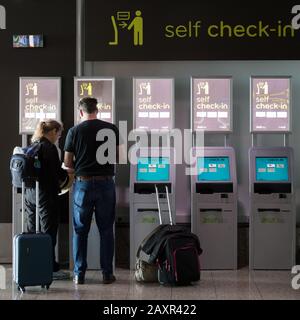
(249, 76, 295, 269)
(249, 147, 295, 269)
(191, 77, 237, 269)
(71, 77, 115, 270)
(129, 148, 176, 269)
(129, 77, 175, 269)
(191, 148, 238, 269)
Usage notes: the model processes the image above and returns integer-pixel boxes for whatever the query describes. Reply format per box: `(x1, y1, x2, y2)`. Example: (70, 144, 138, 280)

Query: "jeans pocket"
(74, 188, 87, 208)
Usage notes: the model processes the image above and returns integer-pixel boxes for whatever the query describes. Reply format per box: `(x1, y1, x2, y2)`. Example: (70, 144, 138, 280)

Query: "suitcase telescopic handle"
(21, 182, 25, 233)
(165, 185, 173, 225)
(154, 184, 173, 226)
(35, 180, 40, 233)
(155, 185, 163, 225)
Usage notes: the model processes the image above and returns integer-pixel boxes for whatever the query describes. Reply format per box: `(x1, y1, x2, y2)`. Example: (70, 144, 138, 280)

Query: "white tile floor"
(0, 266, 299, 300)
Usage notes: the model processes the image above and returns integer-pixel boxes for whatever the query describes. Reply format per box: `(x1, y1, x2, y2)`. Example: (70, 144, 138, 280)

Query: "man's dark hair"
(78, 97, 98, 114)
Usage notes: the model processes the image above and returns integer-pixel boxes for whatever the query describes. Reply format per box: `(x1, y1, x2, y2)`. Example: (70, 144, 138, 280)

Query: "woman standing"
(25, 120, 69, 273)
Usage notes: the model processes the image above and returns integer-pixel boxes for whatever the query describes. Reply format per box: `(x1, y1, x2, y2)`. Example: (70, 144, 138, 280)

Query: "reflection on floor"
(0, 266, 299, 300)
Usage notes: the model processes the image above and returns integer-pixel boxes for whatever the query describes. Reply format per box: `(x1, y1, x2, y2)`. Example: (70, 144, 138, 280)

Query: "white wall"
(85, 61, 300, 224)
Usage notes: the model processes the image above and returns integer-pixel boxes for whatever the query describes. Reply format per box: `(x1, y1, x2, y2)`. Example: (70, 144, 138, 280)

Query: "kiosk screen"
(137, 157, 170, 181)
(256, 157, 288, 181)
(197, 157, 230, 181)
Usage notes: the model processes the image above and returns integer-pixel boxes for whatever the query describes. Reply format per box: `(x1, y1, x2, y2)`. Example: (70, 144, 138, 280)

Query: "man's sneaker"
(73, 274, 85, 285)
(102, 274, 116, 284)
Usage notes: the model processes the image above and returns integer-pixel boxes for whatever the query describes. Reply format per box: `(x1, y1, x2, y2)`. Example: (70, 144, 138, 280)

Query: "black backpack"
(10, 142, 42, 188)
(157, 231, 202, 286)
(138, 224, 202, 286)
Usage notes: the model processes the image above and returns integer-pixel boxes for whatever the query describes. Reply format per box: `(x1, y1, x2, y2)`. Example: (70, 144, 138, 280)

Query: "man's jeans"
(72, 178, 116, 277)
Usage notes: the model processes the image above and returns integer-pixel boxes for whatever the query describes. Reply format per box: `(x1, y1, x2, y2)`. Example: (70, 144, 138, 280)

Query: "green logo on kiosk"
(109, 10, 143, 46)
(0, 5, 6, 30)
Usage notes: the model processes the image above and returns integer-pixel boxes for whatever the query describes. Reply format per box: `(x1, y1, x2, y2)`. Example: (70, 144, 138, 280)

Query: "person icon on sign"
(128, 10, 143, 46)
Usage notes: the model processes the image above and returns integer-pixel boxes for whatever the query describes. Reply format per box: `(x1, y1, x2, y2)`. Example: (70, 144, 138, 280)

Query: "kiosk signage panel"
(251, 77, 290, 132)
(19, 77, 61, 134)
(192, 78, 232, 132)
(134, 78, 174, 130)
(197, 157, 230, 181)
(74, 78, 114, 124)
(255, 157, 288, 181)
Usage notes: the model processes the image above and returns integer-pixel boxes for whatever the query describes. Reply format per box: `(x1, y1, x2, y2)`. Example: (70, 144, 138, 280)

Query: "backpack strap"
(23, 141, 42, 158)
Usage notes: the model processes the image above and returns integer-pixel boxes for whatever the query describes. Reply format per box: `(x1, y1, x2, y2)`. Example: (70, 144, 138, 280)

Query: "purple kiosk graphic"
(249, 76, 295, 270)
(130, 78, 176, 269)
(72, 77, 115, 270)
(192, 78, 232, 132)
(19, 77, 61, 134)
(133, 78, 174, 131)
(191, 77, 237, 270)
(251, 77, 290, 132)
(74, 78, 114, 124)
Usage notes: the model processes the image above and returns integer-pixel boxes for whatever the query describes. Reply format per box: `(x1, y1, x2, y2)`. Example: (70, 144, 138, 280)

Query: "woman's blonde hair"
(31, 120, 63, 143)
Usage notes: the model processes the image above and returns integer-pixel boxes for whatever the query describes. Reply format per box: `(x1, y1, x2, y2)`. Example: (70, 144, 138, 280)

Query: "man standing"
(64, 97, 121, 285)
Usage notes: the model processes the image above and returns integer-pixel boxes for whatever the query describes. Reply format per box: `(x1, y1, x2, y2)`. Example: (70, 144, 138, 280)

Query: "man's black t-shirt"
(64, 119, 120, 176)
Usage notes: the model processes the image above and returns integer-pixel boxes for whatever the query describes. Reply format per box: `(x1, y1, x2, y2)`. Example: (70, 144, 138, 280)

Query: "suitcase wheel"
(18, 286, 25, 293)
(41, 285, 50, 290)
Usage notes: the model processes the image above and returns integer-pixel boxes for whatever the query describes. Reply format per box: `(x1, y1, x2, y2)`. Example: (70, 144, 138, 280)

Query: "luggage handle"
(35, 180, 40, 233)
(155, 184, 173, 226)
(21, 182, 25, 233)
(21, 180, 40, 234)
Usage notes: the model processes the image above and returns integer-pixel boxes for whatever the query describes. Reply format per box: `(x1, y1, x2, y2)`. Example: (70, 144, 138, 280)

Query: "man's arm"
(117, 144, 126, 164)
(64, 151, 75, 172)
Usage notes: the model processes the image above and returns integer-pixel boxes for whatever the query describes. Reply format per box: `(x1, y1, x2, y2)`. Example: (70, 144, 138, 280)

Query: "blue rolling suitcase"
(13, 181, 53, 293)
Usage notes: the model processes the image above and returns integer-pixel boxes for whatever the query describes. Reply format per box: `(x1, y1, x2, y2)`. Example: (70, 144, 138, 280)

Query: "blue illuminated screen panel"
(137, 157, 170, 181)
(256, 157, 288, 181)
(197, 157, 230, 181)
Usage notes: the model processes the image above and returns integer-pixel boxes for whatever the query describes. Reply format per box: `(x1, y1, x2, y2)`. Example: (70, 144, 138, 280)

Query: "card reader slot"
(254, 183, 291, 194)
(134, 183, 171, 194)
(200, 209, 222, 212)
(257, 209, 280, 213)
(137, 209, 158, 212)
(196, 183, 233, 194)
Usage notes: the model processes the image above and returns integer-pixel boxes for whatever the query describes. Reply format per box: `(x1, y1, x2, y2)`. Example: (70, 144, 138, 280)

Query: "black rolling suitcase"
(13, 181, 53, 293)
